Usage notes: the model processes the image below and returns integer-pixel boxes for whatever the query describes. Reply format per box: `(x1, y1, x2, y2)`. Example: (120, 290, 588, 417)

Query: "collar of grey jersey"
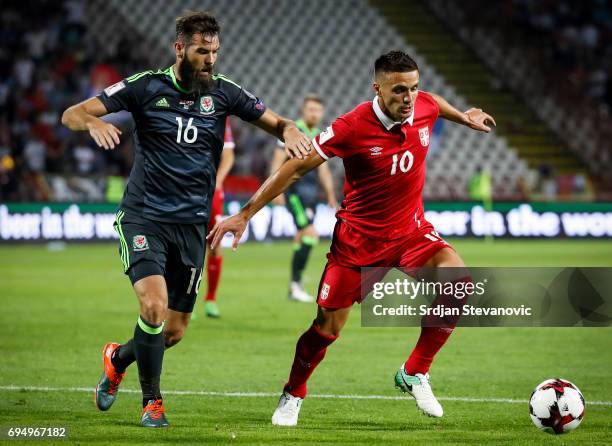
(372, 96, 415, 130)
(167, 65, 192, 94)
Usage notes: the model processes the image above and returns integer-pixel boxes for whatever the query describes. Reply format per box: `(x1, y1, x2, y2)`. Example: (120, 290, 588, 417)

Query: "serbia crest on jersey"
(312, 91, 440, 241)
(418, 126, 430, 146)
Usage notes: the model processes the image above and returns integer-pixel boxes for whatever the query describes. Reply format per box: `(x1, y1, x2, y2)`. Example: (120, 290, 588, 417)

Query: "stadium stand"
(424, 0, 611, 198)
(2, 0, 605, 203)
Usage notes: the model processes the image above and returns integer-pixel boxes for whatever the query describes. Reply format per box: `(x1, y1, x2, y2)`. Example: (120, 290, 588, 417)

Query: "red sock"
(205, 255, 223, 301)
(404, 327, 454, 375)
(404, 275, 471, 375)
(284, 322, 338, 398)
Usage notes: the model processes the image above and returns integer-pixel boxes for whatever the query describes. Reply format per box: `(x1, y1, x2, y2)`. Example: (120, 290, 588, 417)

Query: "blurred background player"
(270, 95, 338, 302)
(201, 118, 235, 318)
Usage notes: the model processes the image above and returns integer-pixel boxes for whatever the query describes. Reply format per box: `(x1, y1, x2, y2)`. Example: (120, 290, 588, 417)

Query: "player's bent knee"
(302, 226, 319, 244)
(315, 306, 350, 337)
(137, 291, 167, 324)
(139, 299, 167, 325)
(432, 247, 466, 268)
(133, 275, 168, 324)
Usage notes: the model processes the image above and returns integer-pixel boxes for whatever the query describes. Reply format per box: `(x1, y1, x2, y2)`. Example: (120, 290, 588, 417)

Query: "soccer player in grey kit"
(62, 12, 311, 427)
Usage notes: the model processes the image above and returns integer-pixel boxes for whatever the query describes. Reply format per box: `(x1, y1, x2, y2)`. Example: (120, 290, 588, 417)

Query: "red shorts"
(207, 188, 224, 233)
(316, 220, 452, 309)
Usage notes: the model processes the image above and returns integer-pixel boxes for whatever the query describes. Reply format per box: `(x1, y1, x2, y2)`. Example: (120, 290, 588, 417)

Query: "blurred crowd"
(0, 1, 148, 202)
(1, 0, 609, 204)
(0, 1, 298, 203)
(508, 0, 612, 109)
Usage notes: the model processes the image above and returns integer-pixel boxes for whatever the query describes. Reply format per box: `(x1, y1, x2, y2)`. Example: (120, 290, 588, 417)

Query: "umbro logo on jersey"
(370, 146, 383, 156)
(155, 97, 170, 107)
(200, 96, 215, 115)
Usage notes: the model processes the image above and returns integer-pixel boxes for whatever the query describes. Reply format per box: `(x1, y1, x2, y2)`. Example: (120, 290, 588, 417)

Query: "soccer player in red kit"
(208, 51, 495, 425)
(202, 118, 236, 318)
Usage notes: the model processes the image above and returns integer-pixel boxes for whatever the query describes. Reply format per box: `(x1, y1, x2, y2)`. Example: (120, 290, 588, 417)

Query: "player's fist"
(207, 211, 249, 251)
(283, 125, 312, 159)
(465, 108, 496, 133)
(87, 119, 122, 150)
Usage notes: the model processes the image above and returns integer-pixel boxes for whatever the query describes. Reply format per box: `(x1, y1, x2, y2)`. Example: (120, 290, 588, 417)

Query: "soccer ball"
(529, 378, 585, 434)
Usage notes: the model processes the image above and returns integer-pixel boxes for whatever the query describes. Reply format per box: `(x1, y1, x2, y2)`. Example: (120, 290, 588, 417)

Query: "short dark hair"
(176, 11, 220, 45)
(374, 50, 418, 78)
(303, 93, 324, 106)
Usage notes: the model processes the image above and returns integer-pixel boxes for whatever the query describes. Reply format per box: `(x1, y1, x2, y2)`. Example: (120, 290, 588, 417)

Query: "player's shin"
(133, 316, 165, 406)
(404, 275, 472, 375)
(284, 321, 338, 398)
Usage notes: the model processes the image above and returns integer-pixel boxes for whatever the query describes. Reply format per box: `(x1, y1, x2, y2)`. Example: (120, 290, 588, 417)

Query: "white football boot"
(288, 281, 315, 303)
(395, 366, 444, 417)
(271, 391, 303, 426)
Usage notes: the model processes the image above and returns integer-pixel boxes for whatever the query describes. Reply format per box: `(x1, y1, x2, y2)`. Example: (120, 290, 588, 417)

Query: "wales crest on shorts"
(133, 235, 149, 252)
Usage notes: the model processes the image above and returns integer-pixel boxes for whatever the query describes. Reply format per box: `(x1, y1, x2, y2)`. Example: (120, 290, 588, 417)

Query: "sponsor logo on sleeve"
(318, 126, 334, 144)
(104, 81, 126, 97)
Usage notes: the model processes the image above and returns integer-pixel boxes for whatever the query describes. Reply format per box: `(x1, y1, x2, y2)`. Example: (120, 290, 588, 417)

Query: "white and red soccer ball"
(529, 378, 585, 434)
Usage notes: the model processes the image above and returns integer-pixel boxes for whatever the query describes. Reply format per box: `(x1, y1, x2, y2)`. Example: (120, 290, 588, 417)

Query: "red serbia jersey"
(312, 92, 439, 240)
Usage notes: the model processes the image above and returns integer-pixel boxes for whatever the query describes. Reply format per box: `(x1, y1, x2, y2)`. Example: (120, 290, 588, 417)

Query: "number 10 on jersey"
(175, 117, 198, 144)
(390, 150, 414, 175)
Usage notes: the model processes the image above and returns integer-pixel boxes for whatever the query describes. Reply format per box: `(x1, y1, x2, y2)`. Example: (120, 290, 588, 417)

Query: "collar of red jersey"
(372, 96, 414, 130)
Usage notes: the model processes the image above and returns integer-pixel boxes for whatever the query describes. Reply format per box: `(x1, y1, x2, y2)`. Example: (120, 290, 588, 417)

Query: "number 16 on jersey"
(176, 117, 198, 144)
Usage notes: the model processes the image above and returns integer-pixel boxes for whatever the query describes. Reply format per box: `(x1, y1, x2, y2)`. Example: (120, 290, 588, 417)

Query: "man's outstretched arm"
(253, 109, 312, 160)
(318, 163, 338, 208)
(61, 97, 122, 150)
(429, 92, 496, 132)
(208, 150, 326, 249)
(270, 146, 289, 205)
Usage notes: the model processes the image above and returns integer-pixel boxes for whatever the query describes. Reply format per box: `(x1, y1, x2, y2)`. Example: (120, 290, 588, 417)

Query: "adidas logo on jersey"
(155, 97, 170, 107)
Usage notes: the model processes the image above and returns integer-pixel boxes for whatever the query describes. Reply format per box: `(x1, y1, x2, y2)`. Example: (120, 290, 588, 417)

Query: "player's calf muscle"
(163, 311, 190, 348)
(164, 328, 185, 348)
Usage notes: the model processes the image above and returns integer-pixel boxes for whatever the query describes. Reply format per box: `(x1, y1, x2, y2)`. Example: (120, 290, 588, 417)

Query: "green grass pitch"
(1, 239, 611, 445)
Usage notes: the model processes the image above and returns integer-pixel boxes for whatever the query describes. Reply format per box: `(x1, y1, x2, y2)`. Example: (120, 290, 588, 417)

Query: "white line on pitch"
(0, 385, 611, 407)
